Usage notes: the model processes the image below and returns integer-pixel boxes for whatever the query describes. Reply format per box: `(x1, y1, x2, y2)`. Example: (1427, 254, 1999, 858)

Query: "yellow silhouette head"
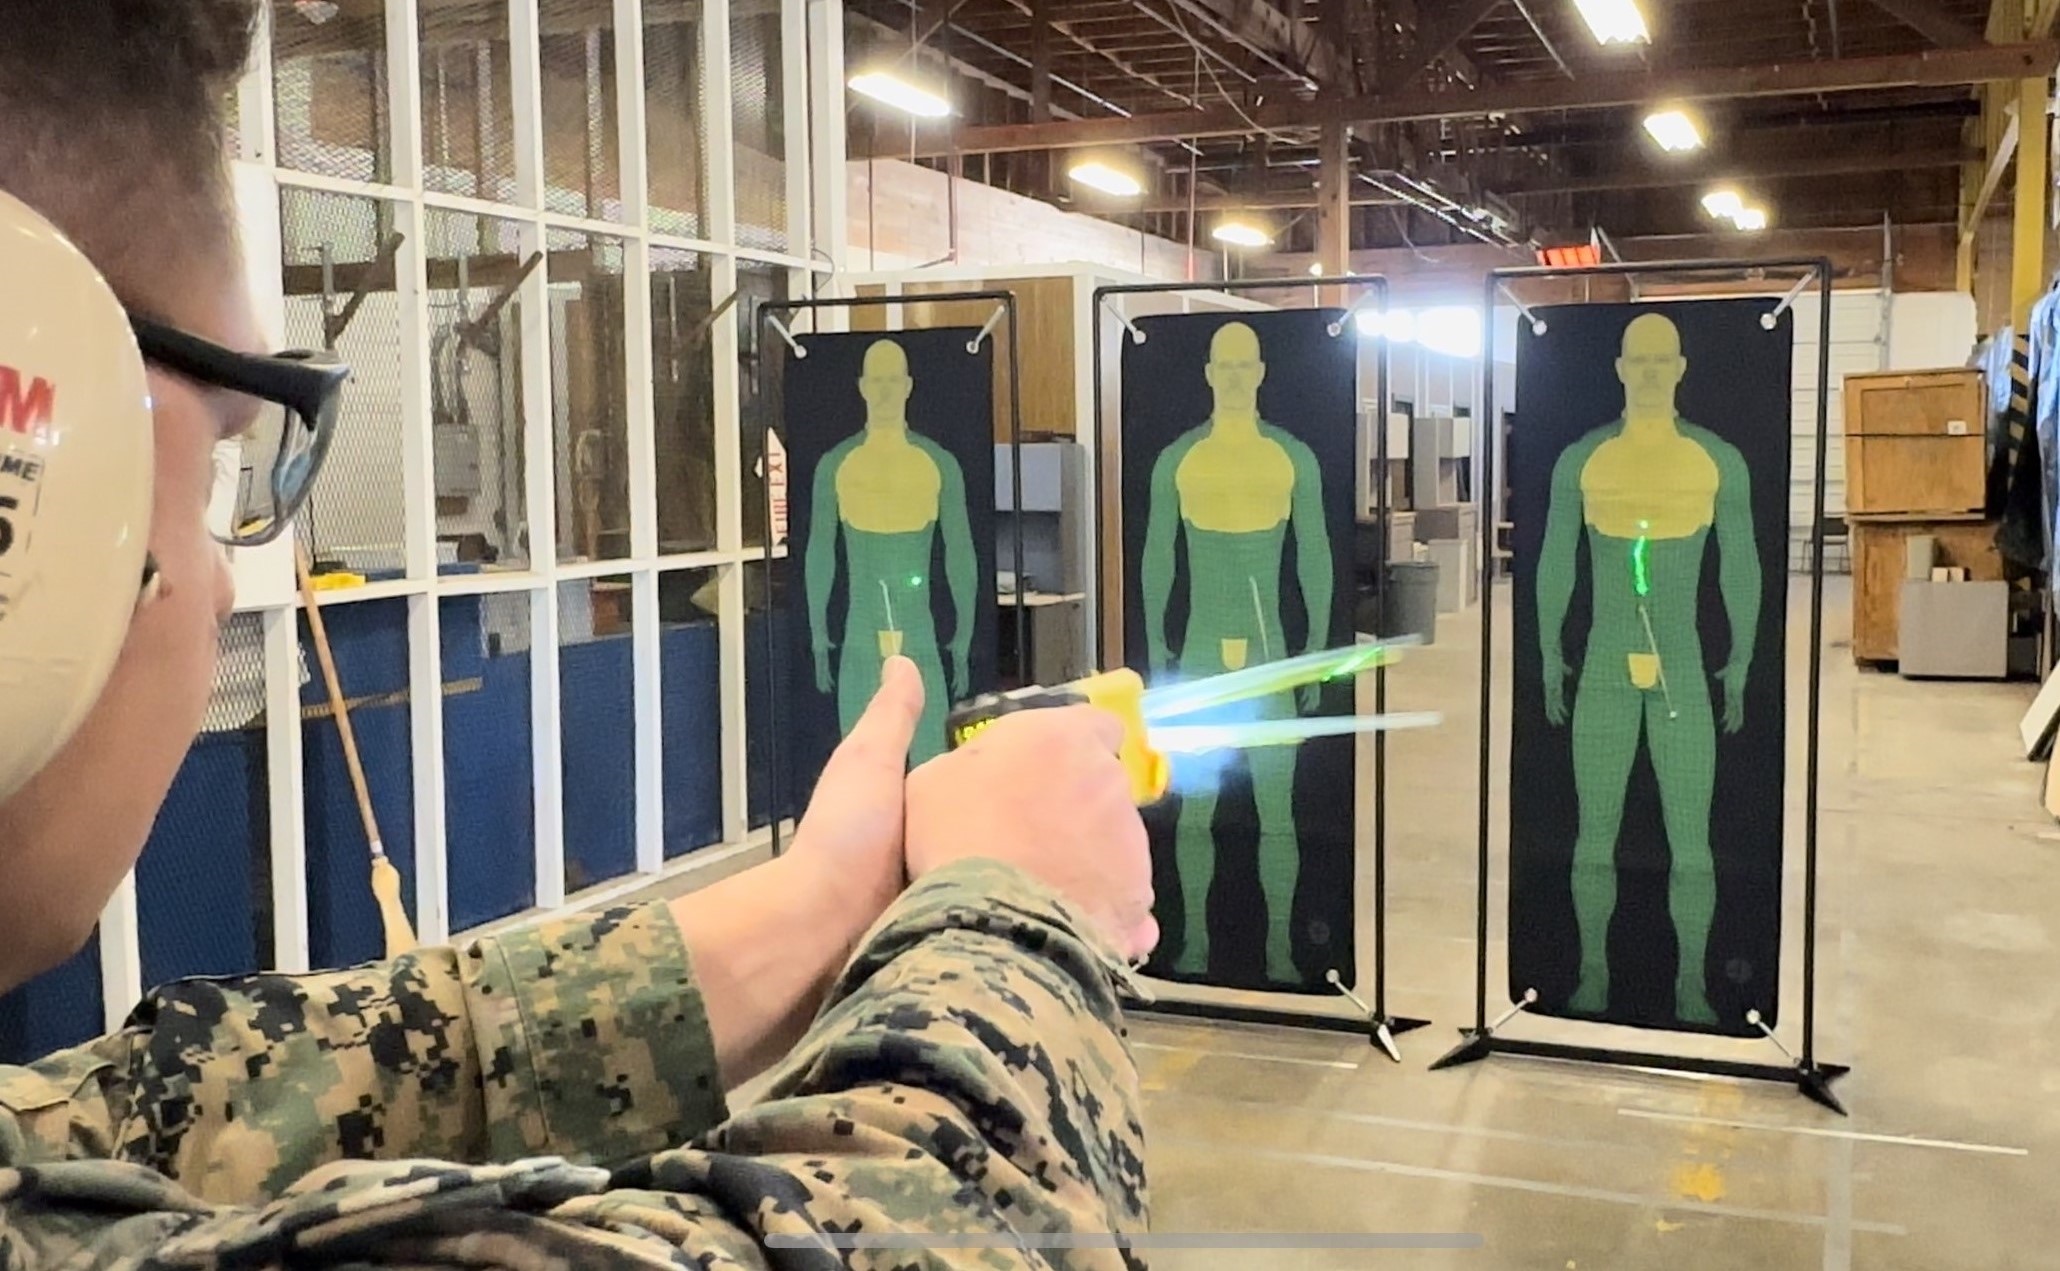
(1204, 321, 1266, 416)
(859, 338, 913, 423)
(1615, 313, 1686, 415)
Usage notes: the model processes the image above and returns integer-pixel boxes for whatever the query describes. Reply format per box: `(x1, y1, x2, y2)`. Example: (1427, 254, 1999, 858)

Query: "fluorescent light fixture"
(1068, 159, 1144, 197)
(1733, 206, 1769, 231)
(1642, 109, 1703, 153)
(1701, 188, 1744, 219)
(1573, 0, 1649, 43)
(1212, 220, 1273, 248)
(848, 70, 951, 118)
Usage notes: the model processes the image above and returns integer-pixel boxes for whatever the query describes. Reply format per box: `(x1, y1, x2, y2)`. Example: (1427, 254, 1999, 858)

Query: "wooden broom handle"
(294, 543, 384, 856)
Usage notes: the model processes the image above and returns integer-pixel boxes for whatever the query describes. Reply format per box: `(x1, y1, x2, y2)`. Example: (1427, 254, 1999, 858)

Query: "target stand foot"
(1429, 989, 1537, 1071)
(1429, 1029, 1495, 1071)
(1325, 970, 1430, 1063)
(1796, 1062, 1851, 1116)
(1372, 1015, 1432, 1065)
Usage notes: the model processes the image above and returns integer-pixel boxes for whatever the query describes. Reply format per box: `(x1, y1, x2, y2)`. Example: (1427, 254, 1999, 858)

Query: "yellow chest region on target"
(836, 434, 941, 533)
(1580, 427, 1718, 540)
(1176, 426, 1293, 533)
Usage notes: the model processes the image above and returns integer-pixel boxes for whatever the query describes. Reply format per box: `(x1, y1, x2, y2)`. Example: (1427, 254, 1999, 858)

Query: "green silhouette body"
(805, 340, 976, 766)
(1143, 413, 1332, 985)
(1537, 412, 1758, 1027)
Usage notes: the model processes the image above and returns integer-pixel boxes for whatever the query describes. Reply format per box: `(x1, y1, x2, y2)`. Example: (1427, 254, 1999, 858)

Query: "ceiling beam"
(1120, 145, 1976, 210)
(866, 40, 2060, 156)
(1382, 0, 1503, 90)
(1377, 0, 1481, 85)
(1157, 0, 1323, 88)
(1862, 0, 1983, 45)
(1961, 98, 2019, 244)
(991, 0, 1208, 109)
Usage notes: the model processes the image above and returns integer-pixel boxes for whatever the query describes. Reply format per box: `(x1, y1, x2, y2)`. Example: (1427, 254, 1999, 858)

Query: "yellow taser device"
(944, 668, 1171, 805)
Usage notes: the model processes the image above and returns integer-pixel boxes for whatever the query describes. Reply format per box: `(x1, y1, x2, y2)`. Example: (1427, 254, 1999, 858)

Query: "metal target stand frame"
(753, 289, 1029, 854)
(1428, 257, 1850, 1115)
(1091, 274, 1428, 1061)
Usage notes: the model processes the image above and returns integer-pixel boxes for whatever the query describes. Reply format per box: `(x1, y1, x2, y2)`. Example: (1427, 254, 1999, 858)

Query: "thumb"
(828, 656, 925, 775)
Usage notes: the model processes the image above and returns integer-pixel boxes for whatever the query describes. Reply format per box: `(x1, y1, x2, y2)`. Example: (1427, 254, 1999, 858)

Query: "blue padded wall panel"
(303, 598, 417, 970)
(661, 620, 722, 857)
(442, 595, 536, 932)
(0, 938, 101, 1065)
(560, 634, 638, 891)
(137, 730, 266, 988)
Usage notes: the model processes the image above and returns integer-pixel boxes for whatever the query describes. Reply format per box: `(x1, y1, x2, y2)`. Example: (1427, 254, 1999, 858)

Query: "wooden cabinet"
(1849, 517, 2002, 662)
(1843, 368, 1986, 516)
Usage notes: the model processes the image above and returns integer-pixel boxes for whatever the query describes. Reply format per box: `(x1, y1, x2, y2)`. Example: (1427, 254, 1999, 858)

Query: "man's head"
(1204, 321, 1265, 415)
(1616, 313, 1687, 415)
(859, 338, 913, 422)
(0, 0, 262, 989)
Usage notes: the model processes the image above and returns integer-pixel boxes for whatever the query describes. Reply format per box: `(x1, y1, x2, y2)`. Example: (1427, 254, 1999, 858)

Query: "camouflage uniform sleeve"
(0, 901, 725, 1208)
(604, 856, 1153, 1268)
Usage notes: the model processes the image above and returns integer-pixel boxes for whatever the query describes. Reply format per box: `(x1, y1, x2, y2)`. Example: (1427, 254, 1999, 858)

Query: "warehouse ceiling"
(845, 0, 2051, 253)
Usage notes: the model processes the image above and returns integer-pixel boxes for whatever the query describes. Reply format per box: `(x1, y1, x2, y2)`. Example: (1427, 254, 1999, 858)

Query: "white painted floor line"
(1617, 1109, 2029, 1157)
(1133, 1040, 1361, 1071)
(1157, 1138, 1907, 1236)
(1149, 1092, 1634, 1155)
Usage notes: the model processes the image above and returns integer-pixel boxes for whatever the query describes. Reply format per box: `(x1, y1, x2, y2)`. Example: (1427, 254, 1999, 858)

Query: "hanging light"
(848, 70, 951, 119)
(1701, 188, 1744, 220)
(1068, 159, 1145, 197)
(1573, 0, 1650, 44)
(1212, 220, 1273, 248)
(1642, 108, 1704, 153)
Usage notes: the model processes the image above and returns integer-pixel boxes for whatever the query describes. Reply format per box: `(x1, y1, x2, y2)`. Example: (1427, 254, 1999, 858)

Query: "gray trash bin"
(1381, 560, 1440, 644)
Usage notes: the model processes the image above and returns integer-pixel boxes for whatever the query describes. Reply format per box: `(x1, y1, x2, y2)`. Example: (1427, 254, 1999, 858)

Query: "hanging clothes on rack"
(1990, 322, 2043, 577)
(2027, 282, 2060, 590)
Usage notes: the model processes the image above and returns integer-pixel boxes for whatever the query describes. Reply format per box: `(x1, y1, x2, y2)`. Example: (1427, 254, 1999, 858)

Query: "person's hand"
(1543, 655, 1572, 726)
(675, 657, 924, 1085)
(1716, 663, 1747, 734)
(950, 646, 970, 698)
(786, 656, 924, 922)
(814, 645, 833, 695)
(905, 706, 1157, 961)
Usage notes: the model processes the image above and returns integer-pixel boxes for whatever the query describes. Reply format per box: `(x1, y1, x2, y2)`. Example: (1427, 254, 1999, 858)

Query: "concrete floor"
(1132, 576, 2054, 1269)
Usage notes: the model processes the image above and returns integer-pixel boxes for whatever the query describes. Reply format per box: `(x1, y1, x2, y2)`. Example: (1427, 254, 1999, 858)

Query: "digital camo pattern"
(0, 859, 1148, 1269)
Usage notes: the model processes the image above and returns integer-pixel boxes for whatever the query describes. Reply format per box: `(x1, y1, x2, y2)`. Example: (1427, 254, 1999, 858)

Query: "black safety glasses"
(129, 314, 349, 547)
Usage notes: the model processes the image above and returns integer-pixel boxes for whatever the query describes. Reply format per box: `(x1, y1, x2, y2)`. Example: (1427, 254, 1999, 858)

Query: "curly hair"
(0, 0, 258, 297)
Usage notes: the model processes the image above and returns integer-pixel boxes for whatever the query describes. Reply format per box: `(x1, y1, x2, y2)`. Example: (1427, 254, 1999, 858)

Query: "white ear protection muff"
(0, 188, 155, 802)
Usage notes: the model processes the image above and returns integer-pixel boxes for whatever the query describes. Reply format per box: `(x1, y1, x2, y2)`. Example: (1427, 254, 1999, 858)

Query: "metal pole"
(759, 302, 783, 856)
(1802, 260, 1832, 1067)
(1372, 277, 1393, 1020)
(1004, 297, 1028, 683)
(1092, 293, 1108, 667)
(1472, 268, 1498, 1033)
